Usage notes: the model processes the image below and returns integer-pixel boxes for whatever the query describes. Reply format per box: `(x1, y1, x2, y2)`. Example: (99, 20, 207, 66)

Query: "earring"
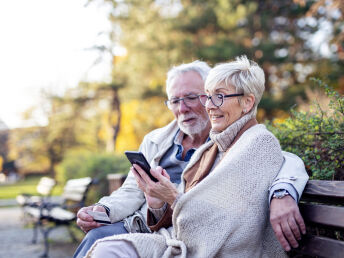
(243, 109, 247, 114)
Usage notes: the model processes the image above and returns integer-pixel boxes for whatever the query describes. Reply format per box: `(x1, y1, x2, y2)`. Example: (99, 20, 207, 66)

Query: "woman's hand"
(131, 164, 179, 207)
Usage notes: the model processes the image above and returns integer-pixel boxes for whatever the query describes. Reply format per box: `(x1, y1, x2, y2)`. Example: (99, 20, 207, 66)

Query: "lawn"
(0, 175, 63, 199)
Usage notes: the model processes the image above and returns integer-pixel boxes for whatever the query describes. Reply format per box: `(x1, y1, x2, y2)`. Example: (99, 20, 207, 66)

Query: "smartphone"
(87, 210, 111, 225)
(125, 151, 158, 182)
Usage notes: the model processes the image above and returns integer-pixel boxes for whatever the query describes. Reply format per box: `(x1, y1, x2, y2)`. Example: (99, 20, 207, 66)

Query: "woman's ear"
(242, 94, 255, 113)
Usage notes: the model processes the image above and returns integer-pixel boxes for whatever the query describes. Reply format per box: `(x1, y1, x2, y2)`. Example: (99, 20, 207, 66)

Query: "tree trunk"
(106, 87, 121, 152)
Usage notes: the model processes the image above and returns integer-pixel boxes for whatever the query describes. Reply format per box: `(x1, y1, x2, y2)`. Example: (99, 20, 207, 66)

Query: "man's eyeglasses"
(165, 94, 205, 110)
(199, 93, 244, 107)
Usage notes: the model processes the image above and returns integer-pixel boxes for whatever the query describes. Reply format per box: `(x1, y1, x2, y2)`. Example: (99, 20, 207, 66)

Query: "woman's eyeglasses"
(199, 93, 244, 107)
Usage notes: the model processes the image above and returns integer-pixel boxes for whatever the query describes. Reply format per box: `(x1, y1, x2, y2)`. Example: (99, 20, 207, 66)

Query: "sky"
(0, 0, 112, 129)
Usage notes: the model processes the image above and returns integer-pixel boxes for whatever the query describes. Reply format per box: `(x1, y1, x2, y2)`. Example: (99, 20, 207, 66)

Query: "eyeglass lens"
(199, 94, 224, 107)
(168, 95, 201, 109)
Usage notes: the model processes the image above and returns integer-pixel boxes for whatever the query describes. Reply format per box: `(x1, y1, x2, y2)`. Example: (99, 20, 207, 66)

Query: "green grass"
(0, 175, 63, 199)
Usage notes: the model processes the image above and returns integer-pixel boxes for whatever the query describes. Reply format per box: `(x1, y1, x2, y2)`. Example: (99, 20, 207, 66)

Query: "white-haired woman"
(87, 56, 287, 257)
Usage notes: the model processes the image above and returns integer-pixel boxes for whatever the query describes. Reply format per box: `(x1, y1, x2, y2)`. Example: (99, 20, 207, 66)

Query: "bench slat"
(64, 177, 92, 187)
(299, 203, 344, 229)
(303, 180, 344, 199)
(36, 177, 56, 195)
(297, 235, 344, 258)
(62, 193, 86, 202)
(63, 185, 89, 194)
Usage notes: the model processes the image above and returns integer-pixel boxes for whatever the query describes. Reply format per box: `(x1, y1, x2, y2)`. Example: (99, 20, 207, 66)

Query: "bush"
(56, 150, 131, 202)
(267, 79, 344, 180)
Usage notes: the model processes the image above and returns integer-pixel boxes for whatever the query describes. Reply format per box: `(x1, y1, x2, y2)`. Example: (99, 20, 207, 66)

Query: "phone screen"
(125, 151, 158, 182)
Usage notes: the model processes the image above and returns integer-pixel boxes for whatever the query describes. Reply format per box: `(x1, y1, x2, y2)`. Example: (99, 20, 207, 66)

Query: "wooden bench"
(291, 180, 344, 258)
(16, 176, 56, 207)
(25, 177, 94, 257)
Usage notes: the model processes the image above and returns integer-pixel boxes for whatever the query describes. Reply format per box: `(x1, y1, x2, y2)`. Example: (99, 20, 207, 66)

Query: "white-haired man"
(74, 60, 308, 258)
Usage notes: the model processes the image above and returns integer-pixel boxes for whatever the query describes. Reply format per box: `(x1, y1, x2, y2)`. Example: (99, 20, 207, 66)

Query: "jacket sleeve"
(147, 204, 173, 231)
(269, 151, 309, 202)
(98, 135, 154, 223)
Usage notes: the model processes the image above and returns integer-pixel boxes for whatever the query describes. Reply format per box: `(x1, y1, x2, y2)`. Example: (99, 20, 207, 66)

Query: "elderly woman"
(87, 56, 287, 257)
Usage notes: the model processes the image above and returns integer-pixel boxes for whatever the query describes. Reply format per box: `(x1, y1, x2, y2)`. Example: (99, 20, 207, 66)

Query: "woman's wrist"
(167, 190, 179, 206)
(171, 193, 183, 210)
(148, 200, 165, 209)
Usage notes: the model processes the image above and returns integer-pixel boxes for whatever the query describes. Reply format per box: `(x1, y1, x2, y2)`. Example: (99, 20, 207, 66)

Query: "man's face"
(167, 71, 210, 136)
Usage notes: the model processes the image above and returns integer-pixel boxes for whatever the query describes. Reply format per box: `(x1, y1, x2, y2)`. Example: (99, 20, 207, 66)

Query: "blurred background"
(0, 0, 343, 255)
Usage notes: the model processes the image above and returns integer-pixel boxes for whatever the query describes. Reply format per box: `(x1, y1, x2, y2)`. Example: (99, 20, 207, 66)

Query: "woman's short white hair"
(166, 60, 211, 97)
(205, 55, 265, 115)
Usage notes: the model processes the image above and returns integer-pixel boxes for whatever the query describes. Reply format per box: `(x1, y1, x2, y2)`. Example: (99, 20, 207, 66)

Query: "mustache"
(178, 115, 197, 121)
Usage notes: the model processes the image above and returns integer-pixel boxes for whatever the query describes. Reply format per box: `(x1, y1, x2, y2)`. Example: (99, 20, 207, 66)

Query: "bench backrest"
(295, 180, 344, 258)
(62, 177, 93, 204)
(36, 176, 56, 196)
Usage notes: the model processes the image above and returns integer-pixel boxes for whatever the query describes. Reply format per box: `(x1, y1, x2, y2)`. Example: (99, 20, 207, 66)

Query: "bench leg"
(32, 220, 41, 244)
(39, 225, 54, 258)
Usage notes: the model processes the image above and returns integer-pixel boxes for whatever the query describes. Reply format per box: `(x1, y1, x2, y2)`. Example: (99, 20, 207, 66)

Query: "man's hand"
(76, 205, 106, 233)
(270, 195, 306, 251)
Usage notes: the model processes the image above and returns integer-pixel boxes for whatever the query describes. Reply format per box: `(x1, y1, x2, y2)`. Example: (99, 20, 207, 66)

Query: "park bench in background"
(16, 176, 56, 208)
(291, 180, 344, 258)
(25, 177, 95, 257)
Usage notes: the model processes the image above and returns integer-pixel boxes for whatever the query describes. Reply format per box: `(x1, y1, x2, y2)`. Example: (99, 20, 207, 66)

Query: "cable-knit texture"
(86, 124, 287, 258)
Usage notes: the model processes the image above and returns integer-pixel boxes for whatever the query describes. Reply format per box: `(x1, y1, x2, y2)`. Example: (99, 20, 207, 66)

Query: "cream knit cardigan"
(87, 124, 287, 258)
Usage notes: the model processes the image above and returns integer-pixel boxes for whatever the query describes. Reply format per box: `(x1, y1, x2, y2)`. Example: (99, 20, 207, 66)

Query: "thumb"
(93, 205, 106, 213)
(151, 167, 165, 181)
(161, 169, 170, 180)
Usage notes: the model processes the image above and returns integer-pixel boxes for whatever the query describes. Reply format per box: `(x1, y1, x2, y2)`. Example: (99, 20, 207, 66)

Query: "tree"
(89, 0, 343, 120)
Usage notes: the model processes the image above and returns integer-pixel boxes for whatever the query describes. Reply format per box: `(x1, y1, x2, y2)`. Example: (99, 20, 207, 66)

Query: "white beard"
(178, 115, 209, 135)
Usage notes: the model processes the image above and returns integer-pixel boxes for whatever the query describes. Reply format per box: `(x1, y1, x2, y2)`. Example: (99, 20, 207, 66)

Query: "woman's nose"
(205, 98, 216, 109)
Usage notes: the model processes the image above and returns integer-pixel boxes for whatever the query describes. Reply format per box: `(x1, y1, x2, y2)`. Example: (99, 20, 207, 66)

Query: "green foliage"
(267, 79, 344, 180)
(56, 150, 130, 202)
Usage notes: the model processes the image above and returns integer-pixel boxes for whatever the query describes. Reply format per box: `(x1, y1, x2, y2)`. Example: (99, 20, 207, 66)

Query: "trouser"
(73, 221, 128, 258)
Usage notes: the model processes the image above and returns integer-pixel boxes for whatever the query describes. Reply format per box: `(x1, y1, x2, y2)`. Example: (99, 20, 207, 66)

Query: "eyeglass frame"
(200, 93, 244, 107)
(165, 94, 206, 110)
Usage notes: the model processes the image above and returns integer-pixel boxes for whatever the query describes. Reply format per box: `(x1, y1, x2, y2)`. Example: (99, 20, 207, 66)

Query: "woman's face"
(205, 83, 244, 132)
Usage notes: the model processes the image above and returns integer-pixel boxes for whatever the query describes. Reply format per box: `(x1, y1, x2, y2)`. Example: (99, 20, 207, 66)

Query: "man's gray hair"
(205, 55, 265, 116)
(166, 60, 211, 97)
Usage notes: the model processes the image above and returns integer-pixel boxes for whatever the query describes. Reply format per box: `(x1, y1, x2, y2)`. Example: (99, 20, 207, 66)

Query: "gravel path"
(0, 206, 79, 258)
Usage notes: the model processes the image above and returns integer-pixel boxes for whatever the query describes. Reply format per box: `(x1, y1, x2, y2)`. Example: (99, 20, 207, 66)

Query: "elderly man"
(74, 61, 308, 258)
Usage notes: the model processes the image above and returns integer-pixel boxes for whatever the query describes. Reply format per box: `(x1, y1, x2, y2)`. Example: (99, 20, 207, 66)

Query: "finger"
(294, 210, 306, 235)
(152, 166, 170, 182)
(131, 167, 144, 183)
(93, 205, 106, 213)
(131, 167, 147, 190)
(150, 167, 164, 180)
(288, 217, 301, 240)
(77, 218, 98, 232)
(273, 223, 291, 251)
(281, 221, 298, 248)
(77, 209, 94, 222)
(161, 169, 170, 180)
(133, 164, 152, 183)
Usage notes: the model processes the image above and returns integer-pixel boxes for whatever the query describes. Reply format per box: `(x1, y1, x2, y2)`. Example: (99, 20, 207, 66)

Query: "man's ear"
(242, 94, 255, 113)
